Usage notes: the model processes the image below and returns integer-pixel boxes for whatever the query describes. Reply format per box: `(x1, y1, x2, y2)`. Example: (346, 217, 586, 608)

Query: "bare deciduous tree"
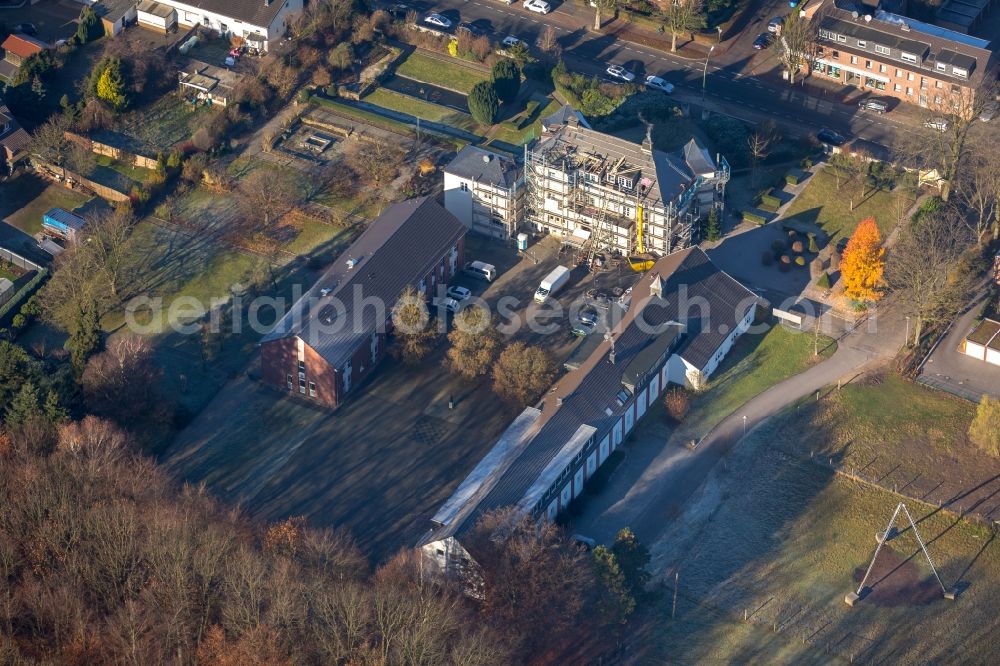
(953, 149, 1000, 244)
(446, 306, 501, 379)
(593, 0, 616, 30)
(347, 136, 404, 188)
(776, 10, 819, 85)
(492, 342, 556, 406)
(664, 0, 706, 53)
(237, 168, 301, 231)
(390, 285, 438, 364)
(748, 120, 779, 188)
(81, 335, 166, 428)
(885, 208, 973, 345)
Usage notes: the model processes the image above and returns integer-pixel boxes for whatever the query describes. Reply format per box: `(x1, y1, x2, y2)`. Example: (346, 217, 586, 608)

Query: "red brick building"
(260, 197, 466, 407)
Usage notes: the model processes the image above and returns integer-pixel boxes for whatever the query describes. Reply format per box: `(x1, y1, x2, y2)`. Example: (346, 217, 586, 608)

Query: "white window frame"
(857, 40, 867, 48)
(874, 44, 890, 55)
(952, 67, 967, 78)
(901, 52, 917, 64)
(837, 34, 846, 43)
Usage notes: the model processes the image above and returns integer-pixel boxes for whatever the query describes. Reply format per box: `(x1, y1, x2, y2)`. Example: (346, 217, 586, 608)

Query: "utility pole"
(742, 415, 747, 441)
(672, 571, 679, 618)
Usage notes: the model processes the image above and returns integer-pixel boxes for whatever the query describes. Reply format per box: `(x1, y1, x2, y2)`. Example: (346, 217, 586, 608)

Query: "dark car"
(457, 21, 485, 37)
(385, 4, 410, 20)
(752, 33, 773, 50)
(816, 128, 847, 146)
(13, 23, 37, 36)
(858, 98, 889, 114)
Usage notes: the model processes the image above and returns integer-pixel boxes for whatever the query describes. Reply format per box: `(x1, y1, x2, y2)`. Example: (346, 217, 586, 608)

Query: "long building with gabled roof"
(419, 247, 757, 577)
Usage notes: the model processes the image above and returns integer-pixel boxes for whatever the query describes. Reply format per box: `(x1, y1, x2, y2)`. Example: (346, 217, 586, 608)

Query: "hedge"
(785, 172, 801, 186)
(0, 269, 49, 328)
(743, 211, 766, 225)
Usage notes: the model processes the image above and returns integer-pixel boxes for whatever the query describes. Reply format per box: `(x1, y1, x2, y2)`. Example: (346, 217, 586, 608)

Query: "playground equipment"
(845, 502, 957, 606)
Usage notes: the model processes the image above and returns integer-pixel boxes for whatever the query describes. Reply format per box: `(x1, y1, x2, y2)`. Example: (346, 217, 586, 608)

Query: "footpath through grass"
(782, 168, 914, 241)
(394, 52, 488, 94)
(672, 323, 836, 444)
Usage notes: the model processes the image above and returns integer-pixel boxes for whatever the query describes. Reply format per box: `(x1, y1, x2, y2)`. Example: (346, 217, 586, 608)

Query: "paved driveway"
(918, 295, 1000, 402)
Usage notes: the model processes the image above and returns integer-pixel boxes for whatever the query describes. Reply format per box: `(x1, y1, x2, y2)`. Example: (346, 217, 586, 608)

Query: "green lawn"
(363, 88, 482, 133)
(0, 176, 93, 235)
(671, 323, 836, 444)
(394, 52, 488, 94)
(490, 97, 562, 147)
(313, 97, 416, 136)
(782, 168, 914, 241)
(282, 215, 352, 256)
(650, 421, 1000, 664)
(0, 263, 22, 283)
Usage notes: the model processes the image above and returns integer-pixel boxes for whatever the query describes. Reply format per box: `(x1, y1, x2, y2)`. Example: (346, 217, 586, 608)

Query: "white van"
(464, 261, 497, 282)
(534, 265, 571, 304)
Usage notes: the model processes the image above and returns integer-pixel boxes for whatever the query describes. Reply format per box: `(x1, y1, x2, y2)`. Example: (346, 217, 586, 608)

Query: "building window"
(286, 374, 293, 390)
(837, 34, 846, 43)
(935, 80, 942, 89)
(935, 62, 947, 72)
(952, 67, 967, 78)
(617, 176, 633, 189)
(906, 86, 913, 95)
(850, 56, 858, 65)
(309, 382, 316, 397)
(907, 72, 915, 81)
(951, 84, 960, 94)
(920, 77, 927, 89)
(879, 64, 886, 73)
(831, 50, 839, 59)
(894, 83, 902, 92)
(895, 69, 901, 77)
(865, 60, 872, 70)
(857, 40, 866, 48)
(460, 182, 468, 192)
(934, 95, 942, 105)
(298, 360, 305, 372)
(827, 66, 841, 79)
(901, 52, 917, 64)
(299, 378, 306, 394)
(875, 44, 890, 55)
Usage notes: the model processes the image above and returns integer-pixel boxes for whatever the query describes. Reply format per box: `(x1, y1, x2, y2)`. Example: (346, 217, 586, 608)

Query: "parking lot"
(165, 231, 642, 560)
(918, 297, 1000, 402)
(1, 0, 81, 44)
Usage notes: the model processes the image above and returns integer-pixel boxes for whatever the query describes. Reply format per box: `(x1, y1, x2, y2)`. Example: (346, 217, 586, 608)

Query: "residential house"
(0, 103, 31, 173)
(259, 197, 466, 408)
(443, 146, 524, 240)
(419, 247, 757, 580)
(178, 60, 240, 106)
(0, 34, 50, 83)
(807, 0, 994, 115)
(132, 0, 303, 51)
(524, 106, 729, 259)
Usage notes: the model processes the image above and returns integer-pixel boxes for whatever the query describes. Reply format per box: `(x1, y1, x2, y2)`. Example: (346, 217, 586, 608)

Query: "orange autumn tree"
(840, 217, 885, 302)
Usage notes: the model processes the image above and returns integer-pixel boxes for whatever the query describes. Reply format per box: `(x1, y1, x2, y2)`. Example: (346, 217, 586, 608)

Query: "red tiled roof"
(1, 34, 49, 59)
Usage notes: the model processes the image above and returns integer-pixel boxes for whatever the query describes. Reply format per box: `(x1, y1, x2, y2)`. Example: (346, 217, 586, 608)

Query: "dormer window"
(618, 176, 633, 190)
(935, 62, 947, 72)
(901, 52, 917, 64)
(857, 40, 866, 48)
(952, 67, 967, 78)
(837, 34, 846, 43)
(875, 44, 890, 55)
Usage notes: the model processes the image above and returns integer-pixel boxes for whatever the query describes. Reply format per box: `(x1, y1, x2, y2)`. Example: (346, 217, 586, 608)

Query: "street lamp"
(905, 316, 911, 346)
(742, 414, 747, 441)
(702, 45, 715, 102)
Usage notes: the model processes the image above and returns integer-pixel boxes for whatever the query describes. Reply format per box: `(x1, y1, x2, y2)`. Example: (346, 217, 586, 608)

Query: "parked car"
(501, 35, 521, 48)
(644, 75, 674, 93)
(816, 128, 846, 146)
(606, 64, 635, 82)
(464, 261, 497, 282)
(924, 117, 950, 132)
(432, 296, 460, 313)
(858, 98, 889, 114)
(767, 16, 785, 33)
(446, 285, 472, 301)
(386, 4, 410, 19)
(524, 0, 551, 14)
(978, 101, 997, 122)
(457, 21, 485, 37)
(752, 33, 774, 50)
(571, 309, 600, 336)
(424, 13, 452, 28)
(13, 23, 37, 36)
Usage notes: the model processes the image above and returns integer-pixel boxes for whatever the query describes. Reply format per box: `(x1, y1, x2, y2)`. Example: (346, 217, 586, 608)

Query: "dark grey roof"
(540, 103, 591, 131)
(425, 247, 755, 543)
(261, 197, 466, 368)
(93, 0, 136, 23)
(682, 138, 717, 176)
(0, 220, 52, 266)
(534, 122, 713, 210)
(163, 0, 289, 29)
(444, 145, 521, 190)
(0, 103, 30, 157)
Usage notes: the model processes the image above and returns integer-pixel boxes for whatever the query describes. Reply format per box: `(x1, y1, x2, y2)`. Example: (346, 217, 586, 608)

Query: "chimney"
(264, 0, 271, 6)
(605, 331, 616, 364)
(641, 124, 653, 155)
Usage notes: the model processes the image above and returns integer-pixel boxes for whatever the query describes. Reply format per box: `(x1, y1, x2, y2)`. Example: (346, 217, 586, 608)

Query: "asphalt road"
(401, 0, 928, 147)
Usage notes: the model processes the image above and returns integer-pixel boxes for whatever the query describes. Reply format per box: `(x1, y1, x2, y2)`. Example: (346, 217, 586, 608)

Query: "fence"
(0, 246, 47, 272)
(64, 131, 160, 170)
(0, 268, 48, 329)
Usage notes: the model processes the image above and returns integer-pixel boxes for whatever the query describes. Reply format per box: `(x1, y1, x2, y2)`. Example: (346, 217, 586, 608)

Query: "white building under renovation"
(525, 106, 729, 261)
(420, 247, 757, 579)
(443, 145, 523, 240)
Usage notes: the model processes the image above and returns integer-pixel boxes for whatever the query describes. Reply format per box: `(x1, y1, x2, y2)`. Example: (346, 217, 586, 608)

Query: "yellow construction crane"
(628, 204, 655, 272)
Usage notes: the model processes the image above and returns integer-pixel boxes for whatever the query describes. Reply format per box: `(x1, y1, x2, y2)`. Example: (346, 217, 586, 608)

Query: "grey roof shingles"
(261, 197, 466, 368)
(445, 145, 521, 190)
(428, 247, 755, 543)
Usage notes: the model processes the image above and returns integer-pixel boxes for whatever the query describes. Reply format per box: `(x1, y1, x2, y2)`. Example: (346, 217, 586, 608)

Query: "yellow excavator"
(627, 205, 656, 272)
